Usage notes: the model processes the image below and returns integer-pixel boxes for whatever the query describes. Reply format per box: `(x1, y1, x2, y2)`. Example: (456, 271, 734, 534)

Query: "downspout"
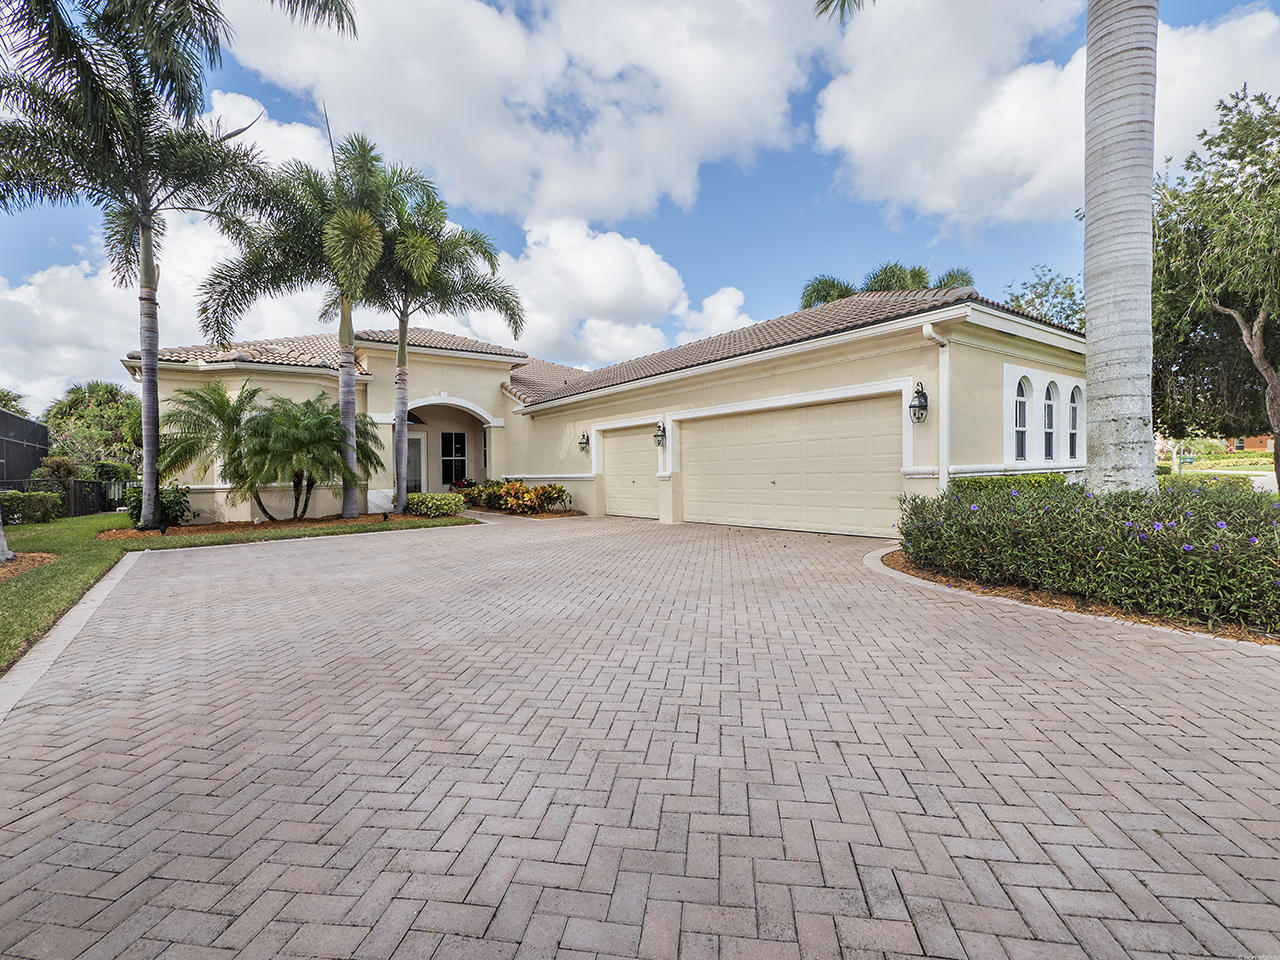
(922, 322, 950, 492)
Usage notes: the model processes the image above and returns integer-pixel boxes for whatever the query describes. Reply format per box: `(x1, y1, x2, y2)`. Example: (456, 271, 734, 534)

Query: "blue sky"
(3, 0, 1278, 410)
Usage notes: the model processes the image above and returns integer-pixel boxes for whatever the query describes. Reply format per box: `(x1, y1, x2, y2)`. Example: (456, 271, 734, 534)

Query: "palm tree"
(0, 516, 12, 562)
(800, 274, 858, 309)
(241, 394, 383, 519)
(935, 266, 975, 288)
(156, 379, 278, 518)
(200, 137, 415, 517)
(0, 0, 354, 140)
(0, 25, 265, 527)
(800, 262, 974, 307)
(366, 192, 525, 514)
(815, 0, 1160, 491)
(0, 388, 29, 417)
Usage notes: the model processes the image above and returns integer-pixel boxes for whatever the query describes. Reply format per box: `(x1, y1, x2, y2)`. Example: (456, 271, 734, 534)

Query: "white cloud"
(220, 0, 830, 222)
(814, 2, 1280, 225)
(205, 90, 331, 168)
(675, 286, 753, 344)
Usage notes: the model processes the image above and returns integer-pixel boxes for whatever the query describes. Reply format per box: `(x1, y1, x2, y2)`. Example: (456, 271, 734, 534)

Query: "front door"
(406, 437, 423, 493)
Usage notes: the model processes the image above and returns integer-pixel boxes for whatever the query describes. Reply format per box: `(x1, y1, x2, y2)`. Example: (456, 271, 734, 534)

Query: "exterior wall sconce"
(908, 382, 929, 424)
(653, 421, 667, 447)
(578, 431, 590, 453)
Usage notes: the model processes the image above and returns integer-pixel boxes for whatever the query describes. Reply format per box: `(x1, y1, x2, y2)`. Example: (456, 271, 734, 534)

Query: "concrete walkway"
(1, 517, 1278, 959)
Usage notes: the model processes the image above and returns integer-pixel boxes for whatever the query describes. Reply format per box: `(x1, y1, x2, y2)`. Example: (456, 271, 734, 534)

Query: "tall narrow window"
(442, 432, 467, 485)
(1235, 437, 1245, 451)
(1014, 379, 1028, 461)
(1043, 384, 1057, 460)
(1068, 387, 1081, 459)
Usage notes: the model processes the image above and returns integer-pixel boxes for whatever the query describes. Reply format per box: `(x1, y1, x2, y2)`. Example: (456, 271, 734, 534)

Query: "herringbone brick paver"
(1, 516, 1279, 959)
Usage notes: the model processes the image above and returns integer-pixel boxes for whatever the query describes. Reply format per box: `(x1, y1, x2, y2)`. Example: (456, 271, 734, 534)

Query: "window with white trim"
(1043, 383, 1058, 460)
(1014, 379, 1029, 461)
(1068, 387, 1081, 459)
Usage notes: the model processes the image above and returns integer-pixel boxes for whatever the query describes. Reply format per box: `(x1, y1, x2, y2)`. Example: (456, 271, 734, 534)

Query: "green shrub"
(1159, 473, 1255, 493)
(31, 455, 84, 482)
(124, 485, 192, 527)
(1156, 464, 1172, 476)
(405, 492, 466, 517)
(948, 473, 1068, 495)
(0, 490, 63, 524)
(92, 460, 136, 482)
(899, 482, 1280, 633)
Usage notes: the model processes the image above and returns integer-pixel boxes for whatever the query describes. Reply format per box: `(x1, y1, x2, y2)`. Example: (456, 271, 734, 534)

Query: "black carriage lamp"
(578, 431, 590, 453)
(908, 382, 929, 424)
(652, 421, 667, 447)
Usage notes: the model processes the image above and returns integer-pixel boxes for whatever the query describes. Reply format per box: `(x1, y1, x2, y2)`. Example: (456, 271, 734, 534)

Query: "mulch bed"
(467, 507, 587, 520)
(0, 553, 57, 582)
(882, 549, 1278, 648)
(98, 513, 420, 540)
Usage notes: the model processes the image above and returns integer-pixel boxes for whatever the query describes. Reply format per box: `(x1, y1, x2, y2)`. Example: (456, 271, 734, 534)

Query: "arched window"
(1068, 387, 1081, 459)
(1043, 383, 1058, 460)
(1014, 379, 1029, 461)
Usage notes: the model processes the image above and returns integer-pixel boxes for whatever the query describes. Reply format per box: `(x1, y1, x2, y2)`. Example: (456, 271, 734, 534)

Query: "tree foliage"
(42, 380, 141, 464)
(1004, 264, 1085, 330)
(0, 388, 30, 418)
(799, 262, 973, 308)
(1153, 87, 1280, 486)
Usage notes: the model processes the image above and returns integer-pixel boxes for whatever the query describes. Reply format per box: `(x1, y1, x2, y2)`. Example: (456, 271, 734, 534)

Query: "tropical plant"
(1005, 264, 1085, 330)
(365, 189, 525, 513)
(800, 261, 973, 307)
(1153, 87, 1280, 492)
(42, 380, 141, 464)
(155, 379, 274, 520)
(0, 387, 30, 417)
(123, 483, 191, 526)
(799, 274, 858, 309)
(404, 492, 465, 517)
(814, 0, 1160, 492)
(0, 0, 354, 142)
(0, 25, 267, 527)
(240, 393, 384, 519)
(200, 136, 415, 517)
(0, 515, 11, 561)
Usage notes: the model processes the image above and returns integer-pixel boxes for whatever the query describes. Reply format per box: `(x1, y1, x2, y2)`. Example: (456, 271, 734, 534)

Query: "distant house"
(1232, 436, 1275, 452)
(0, 408, 49, 482)
(123, 287, 1085, 537)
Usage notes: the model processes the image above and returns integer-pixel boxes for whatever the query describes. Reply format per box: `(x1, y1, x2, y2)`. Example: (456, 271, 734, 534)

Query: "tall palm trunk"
(394, 305, 410, 514)
(137, 222, 163, 528)
(0, 515, 13, 562)
(301, 475, 316, 518)
(1083, 0, 1159, 492)
(337, 295, 359, 517)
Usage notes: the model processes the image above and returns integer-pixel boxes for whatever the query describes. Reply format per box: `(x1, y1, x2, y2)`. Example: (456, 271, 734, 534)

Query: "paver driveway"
(2, 516, 1280, 960)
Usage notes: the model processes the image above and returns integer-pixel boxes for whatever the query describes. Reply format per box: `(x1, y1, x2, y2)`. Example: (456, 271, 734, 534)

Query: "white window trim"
(1042, 383, 1058, 462)
(1014, 378, 1029, 463)
(1067, 386, 1082, 461)
(1003, 364, 1084, 469)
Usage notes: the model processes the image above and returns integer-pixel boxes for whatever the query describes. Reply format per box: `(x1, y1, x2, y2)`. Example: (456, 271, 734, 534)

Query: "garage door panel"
(681, 395, 903, 537)
(603, 426, 659, 519)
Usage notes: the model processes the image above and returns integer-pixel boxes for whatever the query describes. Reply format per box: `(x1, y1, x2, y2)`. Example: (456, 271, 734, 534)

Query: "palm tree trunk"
(137, 222, 163, 528)
(0, 515, 13, 563)
(292, 471, 304, 519)
(302, 476, 315, 518)
(1083, 0, 1159, 493)
(394, 306, 410, 515)
(251, 490, 278, 522)
(338, 295, 359, 518)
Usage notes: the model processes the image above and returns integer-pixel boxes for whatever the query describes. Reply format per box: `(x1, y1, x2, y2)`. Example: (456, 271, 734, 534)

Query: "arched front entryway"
(404, 400, 491, 494)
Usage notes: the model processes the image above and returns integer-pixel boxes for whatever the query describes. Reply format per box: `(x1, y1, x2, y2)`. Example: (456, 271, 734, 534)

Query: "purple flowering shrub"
(899, 477, 1280, 633)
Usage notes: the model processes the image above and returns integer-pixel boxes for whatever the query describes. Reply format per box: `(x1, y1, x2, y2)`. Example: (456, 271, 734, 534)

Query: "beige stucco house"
(122, 286, 1086, 537)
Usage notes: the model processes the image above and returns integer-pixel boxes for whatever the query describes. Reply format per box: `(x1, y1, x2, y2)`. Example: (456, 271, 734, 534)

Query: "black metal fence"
(0, 478, 132, 516)
(0, 409, 49, 482)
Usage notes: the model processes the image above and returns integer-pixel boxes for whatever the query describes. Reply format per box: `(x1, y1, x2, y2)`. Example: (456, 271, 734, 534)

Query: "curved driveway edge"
(0, 551, 140, 725)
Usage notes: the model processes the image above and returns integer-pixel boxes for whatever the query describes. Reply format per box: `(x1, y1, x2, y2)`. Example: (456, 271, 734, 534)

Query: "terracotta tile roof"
(517, 287, 1076, 406)
(129, 327, 527, 372)
(505, 359, 592, 404)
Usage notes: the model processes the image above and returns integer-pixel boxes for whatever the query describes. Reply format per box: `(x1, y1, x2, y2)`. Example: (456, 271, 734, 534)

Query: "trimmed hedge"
(405, 492, 466, 517)
(124, 485, 192, 527)
(0, 490, 63, 524)
(899, 477, 1280, 633)
(948, 472, 1068, 495)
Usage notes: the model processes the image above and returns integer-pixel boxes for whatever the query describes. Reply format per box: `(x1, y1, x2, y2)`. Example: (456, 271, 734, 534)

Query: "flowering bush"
(405, 492, 466, 517)
(899, 477, 1280, 633)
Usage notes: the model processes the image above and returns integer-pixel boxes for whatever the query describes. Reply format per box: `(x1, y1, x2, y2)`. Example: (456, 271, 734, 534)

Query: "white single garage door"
(603, 425, 660, 519)
(680, 395, 903, 537)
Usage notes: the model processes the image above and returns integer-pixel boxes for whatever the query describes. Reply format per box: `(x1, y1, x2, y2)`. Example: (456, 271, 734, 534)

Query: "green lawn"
(1, 511, 476, 674)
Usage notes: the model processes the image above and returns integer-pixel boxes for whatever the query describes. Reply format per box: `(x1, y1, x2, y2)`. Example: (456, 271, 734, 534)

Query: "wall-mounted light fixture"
(652, 421, 667, 447)
(578, 431, 590, 453)
(908, 382, 929, 424)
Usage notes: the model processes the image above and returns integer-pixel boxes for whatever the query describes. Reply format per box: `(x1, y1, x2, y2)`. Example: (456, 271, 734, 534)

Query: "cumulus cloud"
(205, 90, 331, 168)
(815, 1, 1280, 225)
(220, 0, 829, 222)
(675, 287, 753, 344)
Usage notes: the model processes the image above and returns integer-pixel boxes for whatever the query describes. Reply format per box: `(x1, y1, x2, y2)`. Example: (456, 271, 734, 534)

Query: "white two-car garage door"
(680, 395, 903, 537)
(602, 425, 660, 519)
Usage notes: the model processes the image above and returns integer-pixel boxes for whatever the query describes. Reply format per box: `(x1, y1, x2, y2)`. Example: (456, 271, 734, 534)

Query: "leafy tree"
(1153, 87, 1280, 489)
(800, 274, 858, 309)
(241, 394, 383, 519)
(156, 379, 277, 520)
(1005, 264, 1085, 330)
(799, 262, 974, 308)
(814, 0, 1161, 492)
(201, 136, 415, 517)
(365, 190, 524, 513)
(0, 387, 30, 417)
(42, 380, 142, 464)
(0, 24, 266, 527)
